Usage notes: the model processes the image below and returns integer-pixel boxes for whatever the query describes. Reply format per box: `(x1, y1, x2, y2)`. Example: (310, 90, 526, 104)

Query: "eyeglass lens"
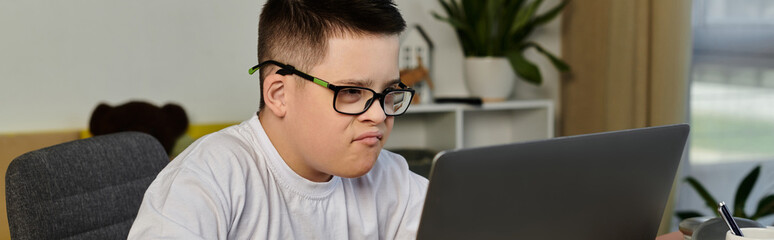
(335, 87, 412, 115)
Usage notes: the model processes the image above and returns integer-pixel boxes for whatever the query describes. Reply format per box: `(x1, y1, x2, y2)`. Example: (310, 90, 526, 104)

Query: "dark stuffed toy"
(89, 101, 189, 155)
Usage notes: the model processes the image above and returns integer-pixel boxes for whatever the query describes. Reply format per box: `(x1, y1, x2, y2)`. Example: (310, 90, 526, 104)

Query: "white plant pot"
(464, 57, 516, 102)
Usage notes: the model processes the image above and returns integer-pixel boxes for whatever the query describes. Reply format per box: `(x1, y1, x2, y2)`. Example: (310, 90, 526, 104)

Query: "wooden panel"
(561, 0, 689, 133)
(633, 0, 652, 128)
(561, 0, 656, 136)
(560, 0, 613, 136)
(606, 0, 653, 130)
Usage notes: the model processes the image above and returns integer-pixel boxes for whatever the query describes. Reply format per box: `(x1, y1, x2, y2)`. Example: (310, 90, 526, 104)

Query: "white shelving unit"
(385, 100, 554, 152)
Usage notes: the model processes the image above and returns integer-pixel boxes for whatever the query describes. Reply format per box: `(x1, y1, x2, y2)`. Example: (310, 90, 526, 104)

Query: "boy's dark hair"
(257, 0, 406, 110)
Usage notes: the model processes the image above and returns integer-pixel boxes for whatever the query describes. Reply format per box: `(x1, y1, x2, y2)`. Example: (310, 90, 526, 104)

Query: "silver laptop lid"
(417, 124, 689, 240)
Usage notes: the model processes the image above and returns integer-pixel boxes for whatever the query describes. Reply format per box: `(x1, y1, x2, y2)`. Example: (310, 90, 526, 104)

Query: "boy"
(128, 0, 429, 239)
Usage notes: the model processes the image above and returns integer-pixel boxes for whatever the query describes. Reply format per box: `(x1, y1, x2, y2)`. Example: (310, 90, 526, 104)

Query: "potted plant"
(677, 165, 774, 222)
(433, 0, 570, 101)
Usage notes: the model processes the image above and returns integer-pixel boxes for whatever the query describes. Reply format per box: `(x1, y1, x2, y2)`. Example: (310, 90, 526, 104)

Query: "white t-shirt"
(128, 114, 429, 240)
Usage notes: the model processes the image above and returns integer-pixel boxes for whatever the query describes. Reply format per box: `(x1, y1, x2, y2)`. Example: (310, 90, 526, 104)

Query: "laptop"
(416, 124, 689, 240)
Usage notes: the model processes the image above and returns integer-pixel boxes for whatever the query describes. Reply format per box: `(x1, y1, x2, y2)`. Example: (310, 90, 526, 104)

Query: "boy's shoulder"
(189, 123, 257, 157)
(162, 119, 268, 181)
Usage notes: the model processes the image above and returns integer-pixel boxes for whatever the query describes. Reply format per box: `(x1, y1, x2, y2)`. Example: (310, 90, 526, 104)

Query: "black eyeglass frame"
(249, 60, 415, 116)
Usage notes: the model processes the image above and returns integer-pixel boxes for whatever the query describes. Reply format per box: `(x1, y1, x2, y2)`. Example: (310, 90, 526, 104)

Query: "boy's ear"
(263, 73, 288, 117)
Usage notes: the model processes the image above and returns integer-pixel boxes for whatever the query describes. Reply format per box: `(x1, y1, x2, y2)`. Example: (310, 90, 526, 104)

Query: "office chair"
(5, 132, 168, 240)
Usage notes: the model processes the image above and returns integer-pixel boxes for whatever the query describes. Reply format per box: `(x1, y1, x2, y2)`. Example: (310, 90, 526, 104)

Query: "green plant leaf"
(450, 0, 463, 18)
(685, 177, 721, 217)
(509, 0, 542, 38)
(474, 18, 487, 55)
(432, 7, 478, 56)
(533, 0, 568, 26)
(486, 0, 502, 28)
(453, 0, 484, 55)
(512, 0, 527, 9)
(523, 42, 570, 72)
(436, 0, 454, 18)
(462, 0, 481, 34)
(507, 50, 542, 85)
(432, 12, 471, 33)
(733, 165, 760, 218)
(461, 0, 477, 19)
(499, 0, 523, 52)
(752, 194, 774, 219)
(441, 0, 464, 25)
(485, 0, 502, 55)
(675, 211, 705, 221)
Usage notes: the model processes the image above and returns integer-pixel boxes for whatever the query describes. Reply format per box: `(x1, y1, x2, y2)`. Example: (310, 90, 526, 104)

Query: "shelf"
(386, 100, 554, 152)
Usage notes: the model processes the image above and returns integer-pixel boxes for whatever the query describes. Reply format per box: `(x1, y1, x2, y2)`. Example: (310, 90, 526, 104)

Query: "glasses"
(249, 60, 415, 116)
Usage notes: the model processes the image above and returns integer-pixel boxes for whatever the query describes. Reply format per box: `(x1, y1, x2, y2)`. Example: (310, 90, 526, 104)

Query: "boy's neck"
(259, 111, 334, 182)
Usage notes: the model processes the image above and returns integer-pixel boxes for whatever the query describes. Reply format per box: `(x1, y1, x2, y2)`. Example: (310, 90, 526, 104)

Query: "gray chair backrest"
(5, 131, 169, 240)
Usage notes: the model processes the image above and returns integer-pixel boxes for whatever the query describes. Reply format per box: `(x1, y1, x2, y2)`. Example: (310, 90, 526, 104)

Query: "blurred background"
(1, 0, 773, 238)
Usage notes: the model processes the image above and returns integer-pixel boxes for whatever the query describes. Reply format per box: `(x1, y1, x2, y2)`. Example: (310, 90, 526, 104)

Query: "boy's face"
(282, 34, 400, 181)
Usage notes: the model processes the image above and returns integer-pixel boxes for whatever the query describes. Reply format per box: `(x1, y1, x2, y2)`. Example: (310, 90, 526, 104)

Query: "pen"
(719, 201, 743, 236)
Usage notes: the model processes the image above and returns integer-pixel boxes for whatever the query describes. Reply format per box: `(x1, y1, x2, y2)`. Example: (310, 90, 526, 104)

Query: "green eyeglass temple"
(249, 60, 336, 89)
(248, 60, 415, 116)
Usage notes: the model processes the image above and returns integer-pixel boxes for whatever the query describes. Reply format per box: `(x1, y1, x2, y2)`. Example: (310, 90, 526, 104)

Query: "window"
(690, 0, 774, 165)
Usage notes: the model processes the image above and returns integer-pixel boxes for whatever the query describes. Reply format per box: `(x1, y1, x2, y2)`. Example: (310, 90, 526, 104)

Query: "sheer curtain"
(677, 0, 774, 226)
